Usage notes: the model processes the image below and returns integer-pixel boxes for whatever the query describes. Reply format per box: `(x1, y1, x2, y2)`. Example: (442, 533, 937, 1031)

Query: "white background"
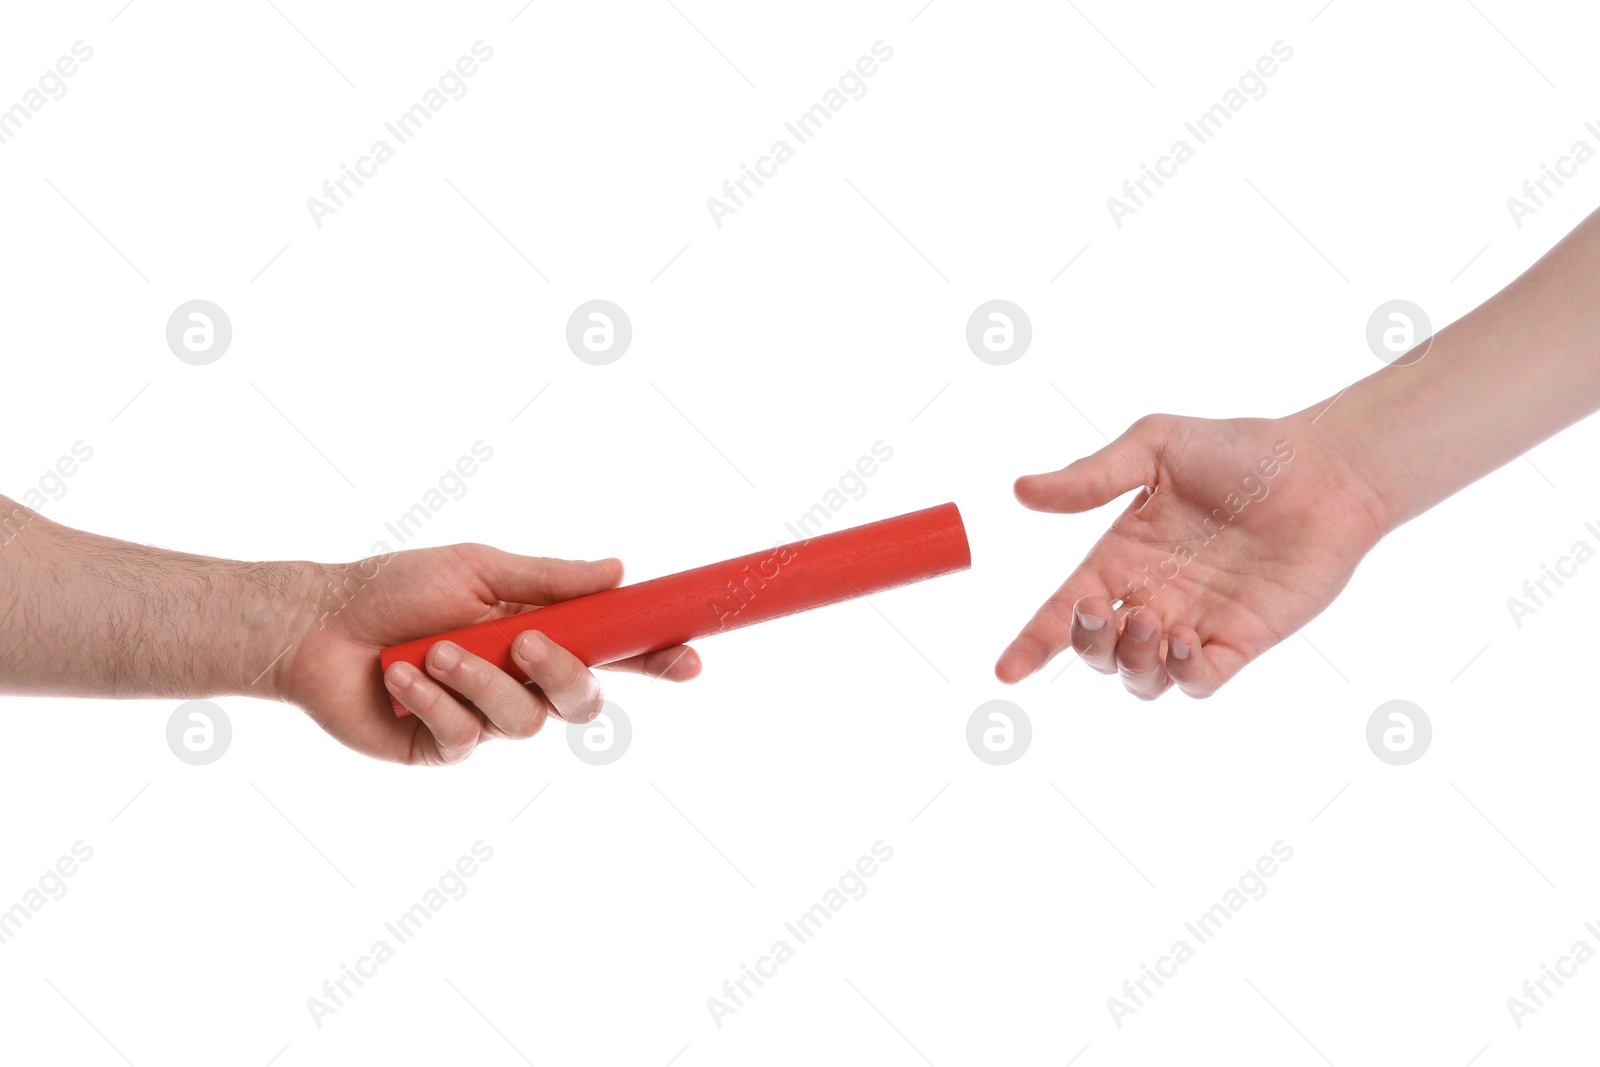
(2, 1, 1598, 1063)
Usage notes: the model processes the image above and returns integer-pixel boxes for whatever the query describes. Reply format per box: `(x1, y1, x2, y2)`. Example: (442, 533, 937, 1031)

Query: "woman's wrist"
(1285, 370, 1450, 539)
(1301, 205, 1600, 541)
(1288, 316, 1548, 540)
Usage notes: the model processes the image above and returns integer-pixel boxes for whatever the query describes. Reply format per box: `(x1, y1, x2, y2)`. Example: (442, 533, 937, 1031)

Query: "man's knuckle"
(546, 656, 585, 694)
(503, 707, 541, 740)
(442, 725, 478, 756)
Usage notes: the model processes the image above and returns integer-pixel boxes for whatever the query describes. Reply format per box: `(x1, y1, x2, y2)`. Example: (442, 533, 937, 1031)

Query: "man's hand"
(0, 498, 696, 766)
(271, 544, 699, 765)
(994, 414, 1387, 699)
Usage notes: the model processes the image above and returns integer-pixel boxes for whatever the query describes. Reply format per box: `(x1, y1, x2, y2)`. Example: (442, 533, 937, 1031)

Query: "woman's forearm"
(0, 497, 318, 699)
(1296, 205, 1600, 533)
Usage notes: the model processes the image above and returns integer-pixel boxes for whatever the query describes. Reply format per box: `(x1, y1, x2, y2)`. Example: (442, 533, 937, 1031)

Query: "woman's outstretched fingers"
(1115, 607, 1171, 700)
(1070, 594, 1119, 673)
(512, 630, 605, 723)
(997, 583, 1085, 683)
(1164, 625, 1243, 699)
(384, 661, 481, 765)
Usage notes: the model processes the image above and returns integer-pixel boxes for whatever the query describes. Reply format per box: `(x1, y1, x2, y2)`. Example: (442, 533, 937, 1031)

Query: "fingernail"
(1170, 639, 1190, 661)
(1077, 611, 1106, 631)
(431, 641, 461, 671)
(514, 631, 547, 660)
(388, 662, 420, 688)
(1126, 615, 1154, 642)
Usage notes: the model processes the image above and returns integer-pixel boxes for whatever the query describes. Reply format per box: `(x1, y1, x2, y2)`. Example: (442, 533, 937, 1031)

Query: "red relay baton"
(380, 502, 971, 716)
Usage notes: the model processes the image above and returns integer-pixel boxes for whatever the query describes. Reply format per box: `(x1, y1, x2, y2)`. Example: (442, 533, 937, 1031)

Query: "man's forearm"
(0, 497, 320, 699)
(1295, 205, 1600, 533)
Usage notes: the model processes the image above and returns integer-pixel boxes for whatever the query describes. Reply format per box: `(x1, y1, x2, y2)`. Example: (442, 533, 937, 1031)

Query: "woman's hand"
(995, 413, 1388, 699)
